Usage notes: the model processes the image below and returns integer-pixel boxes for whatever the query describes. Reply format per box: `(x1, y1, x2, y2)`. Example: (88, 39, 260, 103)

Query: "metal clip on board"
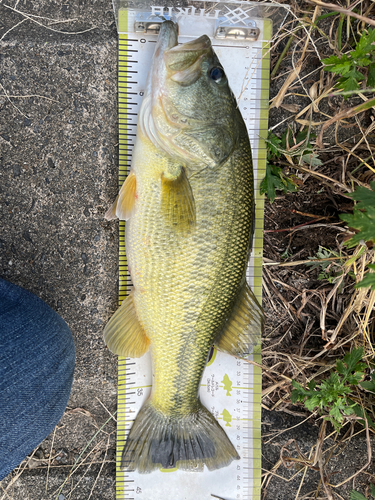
(134, 12, 177, 34)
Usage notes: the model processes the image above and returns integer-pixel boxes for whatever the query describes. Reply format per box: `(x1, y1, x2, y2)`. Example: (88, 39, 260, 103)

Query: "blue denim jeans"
(0, 279, 75, 480)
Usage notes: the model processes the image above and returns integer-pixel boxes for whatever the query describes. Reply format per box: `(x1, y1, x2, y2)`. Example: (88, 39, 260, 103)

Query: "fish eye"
(209, 67, 225, 83)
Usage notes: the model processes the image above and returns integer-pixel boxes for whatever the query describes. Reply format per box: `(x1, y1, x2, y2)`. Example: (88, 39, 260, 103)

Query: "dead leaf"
(270, 61, 303, 109)
(280, 103, 300, 113)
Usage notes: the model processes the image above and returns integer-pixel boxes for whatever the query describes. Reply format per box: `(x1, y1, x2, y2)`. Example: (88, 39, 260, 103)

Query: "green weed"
(340, 181, 375, 290)
(261, 128, 321, 203)
(306, 246, 346, 284)
(323, 28, 375, 97)
(261, 132, 297, 203)
(291, 347, 373, 432)
(349, 483, 375, 500)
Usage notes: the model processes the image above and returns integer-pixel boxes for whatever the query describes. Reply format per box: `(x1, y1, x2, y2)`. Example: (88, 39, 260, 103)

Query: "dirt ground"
(1, 1, 374, 499)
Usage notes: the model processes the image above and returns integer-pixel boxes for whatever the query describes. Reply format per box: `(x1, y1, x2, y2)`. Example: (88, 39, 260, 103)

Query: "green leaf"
(356, 58, 372, 67)
(315, 11, 339, 23)
(351, 403, 375, 428)
(350, 490, 367, 500)
(323, 29, 375, 97)
(356, 272, 375, 290)
(353, 28, 375, 59)
(260, 163, 283, 203)
(322, 54, 351, 74)
(329, 404, 344, 423)
(336, 360, 346, 375)
(305, 395, 321, 411)
(266, 133, 282, 158)
(343, 405, 355, 416)
(260, 162, 297, 203)
(291, 348, 374, 432)
(336, 74, 362, 94)
(322, 54, 343, 66)
(347, 372, 365, 385)
(291, 389, 301, 404)
(307, 380, 317, 390)
(348, 182, 375, 210)
(370, 483, 375, 497)
(368, 64, 375, 88)
(343, 347, 364, 372)
(360, 372, 375, 392)
(360, 380, 375, 392)
(341, 209, 375, 247)
(301, 153, 322, 167)
(340, 182, 375, 246)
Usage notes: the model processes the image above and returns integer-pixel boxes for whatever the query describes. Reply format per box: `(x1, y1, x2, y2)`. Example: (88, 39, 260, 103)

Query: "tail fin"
(122, 401, 239, 473)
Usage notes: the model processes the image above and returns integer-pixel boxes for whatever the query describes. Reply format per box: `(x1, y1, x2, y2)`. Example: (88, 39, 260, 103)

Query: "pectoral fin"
(161, 167, 196, 232)
(215, 282, 264, 358)
(103, 291, 150, 358)
(104, 194, 119, 220)
(105, 171, 137, 221)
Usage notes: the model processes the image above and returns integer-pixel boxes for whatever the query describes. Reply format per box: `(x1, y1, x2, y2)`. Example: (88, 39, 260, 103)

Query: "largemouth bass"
(104, 21, 264, 473)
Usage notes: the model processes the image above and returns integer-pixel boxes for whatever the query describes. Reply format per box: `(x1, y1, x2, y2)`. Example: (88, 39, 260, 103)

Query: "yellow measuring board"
(113, 3, 275, 498)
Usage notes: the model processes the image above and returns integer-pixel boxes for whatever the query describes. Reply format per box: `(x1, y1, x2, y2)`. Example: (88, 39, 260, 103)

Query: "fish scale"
(125, 109, 255, 418)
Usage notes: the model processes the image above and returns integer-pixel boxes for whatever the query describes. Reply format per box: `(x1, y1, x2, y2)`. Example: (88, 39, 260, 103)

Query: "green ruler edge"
(115, 12, 271, 499)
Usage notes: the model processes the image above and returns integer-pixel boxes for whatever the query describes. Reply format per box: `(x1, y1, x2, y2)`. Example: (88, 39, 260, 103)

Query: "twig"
(95, 396, 117, 423)
(45, 426, 56, 493)
(0, 94, 59, 102)
(305, 0, 375, 27)
(317, 421, 334, 500)
(0, 16, 27, 41)
(0, 82, 29, 118)
(333, 416, 372, 488)
(3, 4, 97, 34)
(317, 98, 375, 149)
(54, 411, 117, 499)
(291, 209, 332, 219)
(264, 217, 327, 233)
(263, 256, 344, 267)
(87, 436, 110, 500)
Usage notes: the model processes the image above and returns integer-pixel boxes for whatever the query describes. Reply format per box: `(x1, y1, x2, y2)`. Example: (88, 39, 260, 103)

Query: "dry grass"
(260, 0, 375, 498)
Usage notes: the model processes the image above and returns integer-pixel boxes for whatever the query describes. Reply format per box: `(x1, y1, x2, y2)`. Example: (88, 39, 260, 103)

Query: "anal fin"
(215, 282, 264, 358)
(103, 291, 150, 358)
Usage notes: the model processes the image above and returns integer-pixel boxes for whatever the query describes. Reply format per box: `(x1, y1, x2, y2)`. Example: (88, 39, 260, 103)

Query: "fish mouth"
(155, 20, 179, 57)
(151, 23, 212, 91)
(164, 35, 211, 84)
(145, 21, 178, 98)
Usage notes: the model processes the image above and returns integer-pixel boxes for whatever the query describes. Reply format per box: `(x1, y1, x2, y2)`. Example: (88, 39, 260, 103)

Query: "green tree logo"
(221, 409, 232, 427)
